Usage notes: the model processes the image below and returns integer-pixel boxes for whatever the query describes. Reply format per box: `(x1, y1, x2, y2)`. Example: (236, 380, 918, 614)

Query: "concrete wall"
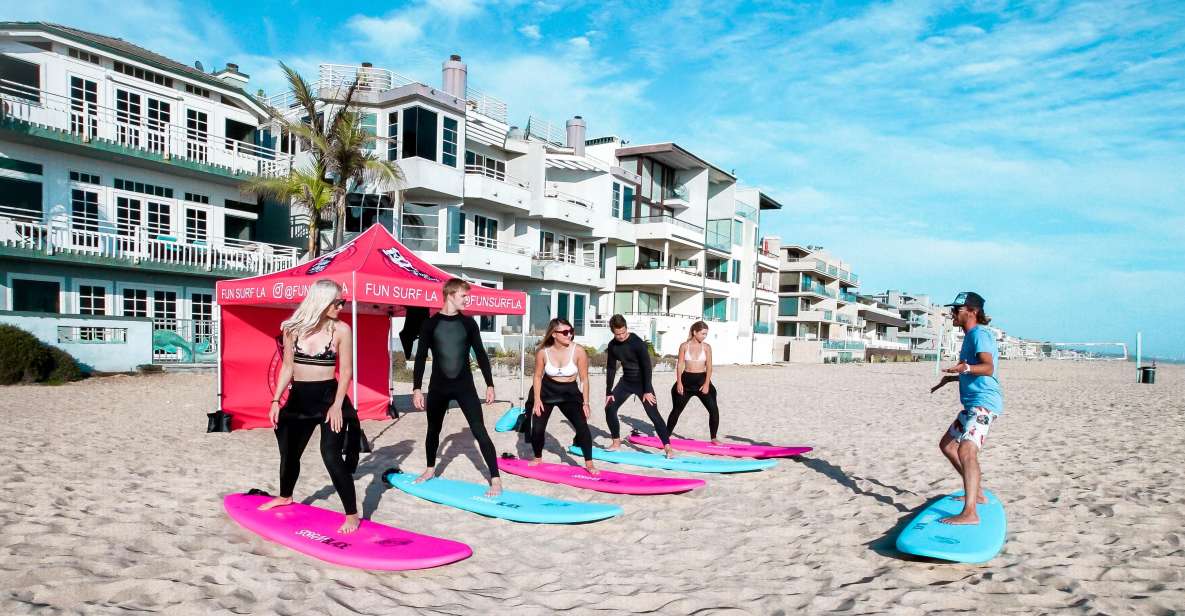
(0, 310, 153, 372)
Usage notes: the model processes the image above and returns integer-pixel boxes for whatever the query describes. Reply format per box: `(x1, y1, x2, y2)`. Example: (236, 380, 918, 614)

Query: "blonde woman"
(529, 318, 597, 474)
(667, 321, 720, 444)
(257, 279, 360, 534)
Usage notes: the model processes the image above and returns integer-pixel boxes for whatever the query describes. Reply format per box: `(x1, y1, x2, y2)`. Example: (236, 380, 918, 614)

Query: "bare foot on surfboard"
(939, 512, 980, 525)
(485, 478, 502, 497)
(606, 439, 621, 451)
(257, 496, 292, 511)
(664, 445, 675, 459)
(338, 514, 360, 534)
(412, 468, 435, 484)
(585, 462, 600, 476)
(529, 458, 543, 467)
(953, 494, 988, 504)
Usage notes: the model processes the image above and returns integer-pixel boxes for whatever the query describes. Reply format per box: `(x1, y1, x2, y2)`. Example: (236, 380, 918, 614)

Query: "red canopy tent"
(215, 224, 527, 430)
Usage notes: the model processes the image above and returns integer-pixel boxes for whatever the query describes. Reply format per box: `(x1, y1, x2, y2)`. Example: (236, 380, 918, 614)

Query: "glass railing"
(840, 291, 859, 303)
(754, 322, 771, 334)
(823, 340, 865, 350)
(735, 203, 759, 222)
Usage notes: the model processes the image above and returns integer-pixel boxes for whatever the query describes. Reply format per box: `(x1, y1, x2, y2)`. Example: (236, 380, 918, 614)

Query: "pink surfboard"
(629, 435, 813, 459)
(223, 492, 471, 570)
(498, 458, 706, 495)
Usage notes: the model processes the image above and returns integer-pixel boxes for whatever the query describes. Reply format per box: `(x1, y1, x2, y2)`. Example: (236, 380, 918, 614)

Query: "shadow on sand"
(867, 494, 955, 563)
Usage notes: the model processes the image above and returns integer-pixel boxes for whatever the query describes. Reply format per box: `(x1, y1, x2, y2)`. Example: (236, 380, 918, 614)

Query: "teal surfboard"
(896, 490, 1007, 563)
(494, 406, 523, 432)
(571, 446, 776, 473)
(381, 469, 622, 524)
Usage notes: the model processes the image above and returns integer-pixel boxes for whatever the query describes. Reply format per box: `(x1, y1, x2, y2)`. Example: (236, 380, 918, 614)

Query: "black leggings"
(275, 380, 358, 515)
(425, 379, 499, 478)
(530, 383, 593, 461)
(605, 380, 670, 444)
(668, 371, 720, 439)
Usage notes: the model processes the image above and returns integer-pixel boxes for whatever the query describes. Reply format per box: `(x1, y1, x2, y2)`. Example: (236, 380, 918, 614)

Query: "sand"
(1, 361, 1182, 615)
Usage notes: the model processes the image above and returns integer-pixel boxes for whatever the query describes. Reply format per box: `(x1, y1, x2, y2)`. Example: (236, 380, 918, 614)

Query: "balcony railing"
(634, 214, 705, 234)
(465, 163, 530, 189)
(465, 87, 509, 123)
(754, 321, 772, 334)
(543, 183, 593, 208)
(662, 184, 690, 202)
(526, 116, 567, 146)
(457, 234, 532, 255)
(823, 340, 866, 350)
(1, 80, 292, 178)
(758, 249, 778, 260)
(782, 257, 828, 274)
(735, 203, 759, 222)
(0, 208, 298, 275)
(533, 251, 597, 268)
(800, 280, 837, 298)
(840, 291, 859, 303)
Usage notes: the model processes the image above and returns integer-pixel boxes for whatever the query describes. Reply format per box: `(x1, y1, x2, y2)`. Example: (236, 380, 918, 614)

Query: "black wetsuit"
(413, 312, 499, 478)
(668, 371, 720, 439)
(604, 333, 670, 444)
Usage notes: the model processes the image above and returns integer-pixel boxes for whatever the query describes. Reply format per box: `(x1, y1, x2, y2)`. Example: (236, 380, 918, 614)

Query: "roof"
(215, 225, 526, 316)
(1, 22, 267, 116)
(758, 192, 783, 210)
(614, 142, 736, 182)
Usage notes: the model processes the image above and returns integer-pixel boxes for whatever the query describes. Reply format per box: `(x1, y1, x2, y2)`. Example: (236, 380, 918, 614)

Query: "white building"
(868, 290, 951, 361)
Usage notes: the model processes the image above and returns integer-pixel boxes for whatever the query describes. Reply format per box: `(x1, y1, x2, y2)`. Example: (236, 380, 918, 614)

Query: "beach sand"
(1, 361, 1182, 615)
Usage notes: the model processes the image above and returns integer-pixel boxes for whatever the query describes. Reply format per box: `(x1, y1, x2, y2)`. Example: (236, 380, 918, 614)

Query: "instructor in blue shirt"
(930, 291, 1004, 525)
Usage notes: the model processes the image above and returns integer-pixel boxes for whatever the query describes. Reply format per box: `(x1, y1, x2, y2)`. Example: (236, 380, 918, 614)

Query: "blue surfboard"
(382, 469, 622, 524)
(572, 446, 776, 473)
(895, 490, 1007, 563)
(494, 406, 523, 432)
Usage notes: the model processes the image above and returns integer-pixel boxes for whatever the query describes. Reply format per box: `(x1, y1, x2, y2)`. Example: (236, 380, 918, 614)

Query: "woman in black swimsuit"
(257, 279, 361, 534)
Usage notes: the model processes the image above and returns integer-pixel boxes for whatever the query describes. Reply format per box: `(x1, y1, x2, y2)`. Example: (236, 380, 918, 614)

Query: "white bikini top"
(684, 343, 707, 362)
(544, 345, 578, 377)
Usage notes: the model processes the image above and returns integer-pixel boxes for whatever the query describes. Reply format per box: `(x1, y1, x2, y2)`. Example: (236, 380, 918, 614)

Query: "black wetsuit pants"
(275, 380, 359, 515)
(532, 400, 594, 461)
(668, 371, 720, 440)
(425, 378, 500, 478)
(605, 379, 671, 444)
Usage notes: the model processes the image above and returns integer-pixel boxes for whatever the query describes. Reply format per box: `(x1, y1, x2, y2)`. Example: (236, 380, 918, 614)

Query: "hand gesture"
(943, 361, 967, 374)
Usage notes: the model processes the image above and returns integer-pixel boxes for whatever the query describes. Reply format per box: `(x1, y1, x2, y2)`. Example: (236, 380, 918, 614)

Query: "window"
(68, 47, 101, 65)
(183, 192, 209, 204)
(400, 203, 438, 251)
(115, 90, 142, 147)
(703, 297, 727, 321)
(442, 117, 458, 167)
(191, 293, 215, 346)
(78, 285, 106, 315)
(611, 182, 621, 218)
(71, 189, 100, 246)
(184, 83, 210, 98)
(145, 98, 171, 154)
(113, 61, 173, 88)
(613, 291, 632, 314)
(729, 298, 739, 321)
(472, 214, 497, 247)
(465, 151, 507, 180)
(147, 201, 171, 238)
(582, 242, 596, 268)
(122, 288, 148, 317)
(345, 194, 394, 233)
(557, 292, 570, 323)
(114, 178, 173, 198)
(69, 77, 98, 138)
(225, 216, 255, 241)
(386, 111, 399, 160)
(732, 220, 743, 247)
(638, 291, 661, 313)
(778, 297, 799, 317)
(186, 109, 209, 162)
(478, 283, 496, 332)
(185, 208, 207, 242)
(622, 185, 634, 220)
(573, 294, 586, 336)
(69, 171, 101, 185)
(12, 279, 60, 313)
(153, 290, 178, 321)
(731, 259, 742, 283)
(0, 55, 40, 101)
(0, 158, 41, 175)
(401, 106, 438, 161)
(360, 112, 377, 152)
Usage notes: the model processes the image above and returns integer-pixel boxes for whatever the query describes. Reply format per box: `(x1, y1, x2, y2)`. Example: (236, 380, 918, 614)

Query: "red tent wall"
(220, 305, 390, 430)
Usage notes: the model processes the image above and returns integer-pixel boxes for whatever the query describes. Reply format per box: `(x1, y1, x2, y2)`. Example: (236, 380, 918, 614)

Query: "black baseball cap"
(946, 291, 985, 309)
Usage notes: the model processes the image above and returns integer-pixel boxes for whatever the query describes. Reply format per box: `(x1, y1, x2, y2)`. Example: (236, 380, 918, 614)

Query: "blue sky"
(13, 0, 1185, 357)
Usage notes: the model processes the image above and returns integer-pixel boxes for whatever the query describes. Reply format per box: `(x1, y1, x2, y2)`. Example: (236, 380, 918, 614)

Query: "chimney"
(213, 62, 249, 88)
(566, 116, 586, 156)
(442, 54, 467, 99)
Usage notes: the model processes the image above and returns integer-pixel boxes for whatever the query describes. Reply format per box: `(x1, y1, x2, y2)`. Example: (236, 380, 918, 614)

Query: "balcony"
(531, 251, 601, 286)
(632, 214, 704, 247)
(735, 202, 759, 222)
(777, 309, 830, 323)
(755, 284, 777, 304)
(754, 321, 772, 335)
(704, 271, 731, 294)
(757, 249, 779, 271)
(536, 183, 594, 230)
(457, 234, 532, 276)
(839, 291, 859, 304)
(1, 80, 292, 180)
(399, 157, 464, 200)
(662, 184, 691, 209)
(463, 164, 530, 212)
(615, 264, 703, 290)
(593, 215, 636, 245)
(823, 340, 866, 351)
(780, 280, 836, 299)
(0, 209, 298, 277)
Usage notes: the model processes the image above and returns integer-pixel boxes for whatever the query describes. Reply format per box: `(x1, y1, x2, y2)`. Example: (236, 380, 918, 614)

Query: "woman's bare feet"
(953, 493, 988, 504)
(664, 445, 675, 459)
(485, 478, 503, 497)
(528, 457, 543, 467)
(606, 438, 621, 451)
(585, 462, 600, 476)
(257, 496, 292, 511)
(711, 439, 721, 446)
(939, 512, 980, 525)
(338, 514, 360, 534)
(412, 468, 435, 484)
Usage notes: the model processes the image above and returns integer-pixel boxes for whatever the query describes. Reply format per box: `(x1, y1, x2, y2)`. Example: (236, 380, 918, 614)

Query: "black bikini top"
(293, 322, 337, 366)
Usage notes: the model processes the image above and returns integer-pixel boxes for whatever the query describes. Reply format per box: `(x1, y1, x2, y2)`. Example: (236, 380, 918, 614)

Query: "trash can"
(1138, 366, 1156, 384)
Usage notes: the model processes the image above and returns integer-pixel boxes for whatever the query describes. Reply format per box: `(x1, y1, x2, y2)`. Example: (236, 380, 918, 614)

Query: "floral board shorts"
(947, 407, 999, 450)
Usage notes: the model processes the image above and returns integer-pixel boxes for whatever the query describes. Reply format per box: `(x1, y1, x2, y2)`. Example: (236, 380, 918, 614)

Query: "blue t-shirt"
(959, 326, 1004, 414)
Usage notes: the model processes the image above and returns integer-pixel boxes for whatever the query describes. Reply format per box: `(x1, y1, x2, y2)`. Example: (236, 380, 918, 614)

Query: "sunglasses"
(553, 329, 574, 337)
(332, 299, 346, 308)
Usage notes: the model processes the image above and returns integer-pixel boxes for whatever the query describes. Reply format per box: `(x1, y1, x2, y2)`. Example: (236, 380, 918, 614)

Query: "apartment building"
(0, 23, 299, 367)
(868, 290, 951, 361)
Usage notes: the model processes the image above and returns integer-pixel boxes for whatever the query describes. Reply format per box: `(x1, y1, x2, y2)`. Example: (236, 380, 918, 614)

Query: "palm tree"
(242, 160, 333, 258)
(262, 62, 402, 251)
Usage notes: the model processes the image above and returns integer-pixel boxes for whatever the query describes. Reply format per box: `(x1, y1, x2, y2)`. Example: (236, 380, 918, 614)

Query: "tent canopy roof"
(215, 225, 527, 316)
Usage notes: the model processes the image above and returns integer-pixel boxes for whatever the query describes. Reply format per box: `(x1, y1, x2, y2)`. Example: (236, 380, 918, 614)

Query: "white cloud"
(567, 36, 591, 52)
(346, 14, 423, 53)
(518, 24, 542, 40)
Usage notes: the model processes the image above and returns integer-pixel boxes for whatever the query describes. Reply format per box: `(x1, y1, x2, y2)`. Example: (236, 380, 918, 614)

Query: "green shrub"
(0, 324, 86, 385)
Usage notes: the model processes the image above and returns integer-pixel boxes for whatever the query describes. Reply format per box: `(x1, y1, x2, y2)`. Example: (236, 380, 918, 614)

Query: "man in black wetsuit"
(412, 278, 503, 496)
(603, 314, 674, 458)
